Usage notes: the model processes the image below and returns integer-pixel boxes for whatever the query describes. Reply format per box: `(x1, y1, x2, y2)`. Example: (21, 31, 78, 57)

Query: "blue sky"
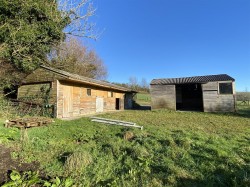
(85, 0, 250, 91)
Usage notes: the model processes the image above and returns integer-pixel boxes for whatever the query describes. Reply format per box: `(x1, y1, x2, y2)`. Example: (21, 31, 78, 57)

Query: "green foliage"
(0, 0, 69, 87)
(0, 127, 19, 144)
(1, 170, 41, 187)
(0, 85, 54, 117)
(43, 176, 74, 187)
(0, 107, 250, 186)
(0, 96, 14, 118)
(18, 84, 54, 117)
(2, 170, 74, 187)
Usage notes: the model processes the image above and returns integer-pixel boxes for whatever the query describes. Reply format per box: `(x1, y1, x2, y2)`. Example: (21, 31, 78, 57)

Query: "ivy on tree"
(0, 0, 69, 72)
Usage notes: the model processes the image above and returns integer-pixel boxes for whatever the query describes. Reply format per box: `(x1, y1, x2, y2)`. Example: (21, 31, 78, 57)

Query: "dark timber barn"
(150, 74, 236, 112)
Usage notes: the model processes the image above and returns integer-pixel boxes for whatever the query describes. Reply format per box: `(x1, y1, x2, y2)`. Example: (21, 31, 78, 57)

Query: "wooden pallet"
(5, 117, 54, 128)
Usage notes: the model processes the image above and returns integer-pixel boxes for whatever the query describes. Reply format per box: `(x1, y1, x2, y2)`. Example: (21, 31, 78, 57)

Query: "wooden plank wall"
(202, 81, 236, 112)
(18, 82, 57, 104)
(18, 83, 49, 103)
(57, 81, 125, 118)
(150, 85, 176, 110)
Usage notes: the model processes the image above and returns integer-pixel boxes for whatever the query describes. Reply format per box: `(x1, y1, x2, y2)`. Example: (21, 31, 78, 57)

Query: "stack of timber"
(91, 117, 143, 130)
(5, 117, 54, 128)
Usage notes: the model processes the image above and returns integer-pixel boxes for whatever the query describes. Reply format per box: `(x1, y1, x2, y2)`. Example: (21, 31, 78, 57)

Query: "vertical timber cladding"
(57, 80, 125, 118)
(151, 84, 176, 110)
(202, 81, 235, 112)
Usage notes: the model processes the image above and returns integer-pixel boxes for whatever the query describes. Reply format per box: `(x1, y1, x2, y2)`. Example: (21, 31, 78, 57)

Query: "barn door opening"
(116, 98, 120, 110)
(176, 84, 203, 111)
(96, 97, 104, 113)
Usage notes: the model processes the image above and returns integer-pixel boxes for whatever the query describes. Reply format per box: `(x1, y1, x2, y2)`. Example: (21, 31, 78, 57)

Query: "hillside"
(0, 106, 249, 186)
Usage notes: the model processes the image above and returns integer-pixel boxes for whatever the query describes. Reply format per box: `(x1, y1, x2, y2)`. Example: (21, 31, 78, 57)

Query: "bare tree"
(59, 0, 98, 39)
(127, 77, 150, 92)
(129, 77, 139, 90)
(49, 37, 107, 80)
(140, 78, 149, 92)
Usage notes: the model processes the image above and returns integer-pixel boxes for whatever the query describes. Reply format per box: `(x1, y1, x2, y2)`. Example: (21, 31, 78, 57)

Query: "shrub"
(0, 96, 15, 118)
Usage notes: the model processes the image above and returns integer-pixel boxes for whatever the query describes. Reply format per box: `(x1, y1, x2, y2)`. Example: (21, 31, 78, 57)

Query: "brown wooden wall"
(57, 81, 126, 119)
(18, 82, 57, 105)
(150, 81, 236, 112)
(202, 81, 236, 112)
(150, 85, 176, 110)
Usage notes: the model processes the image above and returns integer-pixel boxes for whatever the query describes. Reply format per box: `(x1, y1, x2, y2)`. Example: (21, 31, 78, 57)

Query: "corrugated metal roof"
(40, 65, 132, 92)
(150, 74, 235, 85)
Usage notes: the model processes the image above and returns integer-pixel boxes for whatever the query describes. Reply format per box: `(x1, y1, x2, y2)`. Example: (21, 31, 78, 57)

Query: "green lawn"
(0, 107, 250, 186)
(135, 92, 151, 106)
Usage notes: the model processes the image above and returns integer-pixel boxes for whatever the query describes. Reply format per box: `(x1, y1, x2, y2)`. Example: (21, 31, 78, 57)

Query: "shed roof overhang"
(40, 65, 133, 92)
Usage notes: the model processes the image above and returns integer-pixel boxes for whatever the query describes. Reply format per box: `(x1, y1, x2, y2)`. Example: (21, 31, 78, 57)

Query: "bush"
(0, 95, 15, 118)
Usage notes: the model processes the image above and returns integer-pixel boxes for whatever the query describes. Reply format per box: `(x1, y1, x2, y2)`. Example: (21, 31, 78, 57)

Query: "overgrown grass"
(0, 107, 250, 186)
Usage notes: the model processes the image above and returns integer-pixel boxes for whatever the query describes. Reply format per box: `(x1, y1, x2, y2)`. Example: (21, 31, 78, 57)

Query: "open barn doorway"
(176, 84, 203, 111)
(115, 98, 120, 110)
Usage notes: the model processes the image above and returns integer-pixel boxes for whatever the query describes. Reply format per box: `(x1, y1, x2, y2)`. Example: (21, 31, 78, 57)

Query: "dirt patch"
(0, 144, 40, 185)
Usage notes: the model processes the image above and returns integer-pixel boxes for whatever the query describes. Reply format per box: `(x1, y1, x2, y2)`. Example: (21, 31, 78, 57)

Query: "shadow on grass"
(133, 102, 151, 110)
(176, 165, 250, 187)
(219, 106, 250, 119)
(236, 105, 250, 118)
(201, 105, 250, 119)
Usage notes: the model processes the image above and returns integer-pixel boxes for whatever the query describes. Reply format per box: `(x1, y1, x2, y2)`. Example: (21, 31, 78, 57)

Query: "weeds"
(1, 170, 74, 187)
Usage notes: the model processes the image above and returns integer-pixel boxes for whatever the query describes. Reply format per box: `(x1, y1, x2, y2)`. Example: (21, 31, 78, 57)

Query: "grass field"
(134, 92, 151, 106)
(0, 105, 250, 186)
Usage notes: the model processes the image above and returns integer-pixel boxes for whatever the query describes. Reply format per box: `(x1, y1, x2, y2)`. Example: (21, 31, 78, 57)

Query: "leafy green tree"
(0, 0, 96, 88)
(0, 0, 69, 72)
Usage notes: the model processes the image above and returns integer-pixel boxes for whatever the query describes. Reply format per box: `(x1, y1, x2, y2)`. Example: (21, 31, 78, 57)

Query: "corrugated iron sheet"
(151, 74, 235, 85)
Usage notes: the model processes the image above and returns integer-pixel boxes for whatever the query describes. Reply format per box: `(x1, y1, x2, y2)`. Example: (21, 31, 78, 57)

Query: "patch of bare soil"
(0, 144, 40, 185)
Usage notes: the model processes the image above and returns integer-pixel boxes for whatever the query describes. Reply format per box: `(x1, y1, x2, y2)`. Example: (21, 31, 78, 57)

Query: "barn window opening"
(87, 88, 91, 96)
(219, 83, 233, 94)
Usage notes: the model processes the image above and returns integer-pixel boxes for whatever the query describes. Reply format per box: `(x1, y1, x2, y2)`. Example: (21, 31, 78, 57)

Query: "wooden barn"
(17, 66, 135, 119)
(150, 74, 236, 112)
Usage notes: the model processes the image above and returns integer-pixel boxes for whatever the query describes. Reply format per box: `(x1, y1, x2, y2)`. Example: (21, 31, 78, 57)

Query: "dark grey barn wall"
(202, 81, 236, 112)
(150, 85, 176, 110)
